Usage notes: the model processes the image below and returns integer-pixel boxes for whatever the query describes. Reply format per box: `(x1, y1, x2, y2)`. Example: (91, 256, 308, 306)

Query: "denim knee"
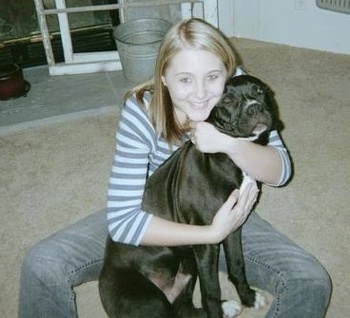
(20, 240, 69, 290)
(271, 256, 332, 317)
(302, 261, 332, 308)
(19, 243, 74, 318)
(310, 263, 332, 298)
(280, 257, 331, 298)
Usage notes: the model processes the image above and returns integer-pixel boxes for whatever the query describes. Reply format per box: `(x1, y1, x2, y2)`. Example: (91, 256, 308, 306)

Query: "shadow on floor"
(0, 66, 129, 131)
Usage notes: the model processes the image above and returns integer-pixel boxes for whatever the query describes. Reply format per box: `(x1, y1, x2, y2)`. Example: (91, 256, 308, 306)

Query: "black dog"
(99, 75, 281, 317)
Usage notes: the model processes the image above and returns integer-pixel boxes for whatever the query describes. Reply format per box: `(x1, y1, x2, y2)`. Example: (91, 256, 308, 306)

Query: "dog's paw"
(253, 292, 266, 309)
(222, 300, 242, 318)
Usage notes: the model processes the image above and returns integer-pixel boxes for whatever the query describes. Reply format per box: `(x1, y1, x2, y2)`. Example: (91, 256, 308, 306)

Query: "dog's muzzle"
(243, 100, 271, 136)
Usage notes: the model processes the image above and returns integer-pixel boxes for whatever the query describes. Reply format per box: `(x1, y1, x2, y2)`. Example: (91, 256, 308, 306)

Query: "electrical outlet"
(294, 0, 309, 10)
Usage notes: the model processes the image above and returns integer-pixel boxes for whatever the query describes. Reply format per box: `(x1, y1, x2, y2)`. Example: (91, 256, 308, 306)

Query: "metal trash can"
(114, 18, 172, 85)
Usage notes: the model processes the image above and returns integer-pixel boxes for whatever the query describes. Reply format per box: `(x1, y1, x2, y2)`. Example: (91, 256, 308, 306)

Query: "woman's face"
(162, 49, 227, 124)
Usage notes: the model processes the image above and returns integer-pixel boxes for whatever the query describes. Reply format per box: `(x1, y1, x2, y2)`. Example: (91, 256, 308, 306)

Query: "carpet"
(1, 37, 349, 317)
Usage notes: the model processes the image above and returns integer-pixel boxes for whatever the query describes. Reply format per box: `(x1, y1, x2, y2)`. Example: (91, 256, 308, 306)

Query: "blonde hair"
(125, 18, 237, 143)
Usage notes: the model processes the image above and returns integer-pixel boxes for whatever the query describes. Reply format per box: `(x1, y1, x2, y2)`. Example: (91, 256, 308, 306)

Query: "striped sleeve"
(107, 96, 156, 246)
(267, 130, 292, 186)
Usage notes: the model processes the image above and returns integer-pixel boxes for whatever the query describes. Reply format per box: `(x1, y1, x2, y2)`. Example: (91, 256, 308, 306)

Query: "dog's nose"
(246, 103, 264, 116)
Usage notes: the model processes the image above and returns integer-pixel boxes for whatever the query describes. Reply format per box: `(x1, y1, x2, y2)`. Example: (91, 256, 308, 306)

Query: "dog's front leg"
(223, 228, 257, 307)
(193, 245, 222, 318)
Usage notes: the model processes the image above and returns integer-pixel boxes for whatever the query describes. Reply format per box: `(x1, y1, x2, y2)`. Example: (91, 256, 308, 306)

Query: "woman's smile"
(190, 99, 210, 109)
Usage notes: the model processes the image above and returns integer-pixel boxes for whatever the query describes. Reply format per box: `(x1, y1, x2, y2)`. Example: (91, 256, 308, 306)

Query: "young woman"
(19, 18, 331, 317)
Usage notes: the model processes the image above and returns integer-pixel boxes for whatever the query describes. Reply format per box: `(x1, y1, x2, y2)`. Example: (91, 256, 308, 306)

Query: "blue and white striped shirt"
(107, 94, 291, 246)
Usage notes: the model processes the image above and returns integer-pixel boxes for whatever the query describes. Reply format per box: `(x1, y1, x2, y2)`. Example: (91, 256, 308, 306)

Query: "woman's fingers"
(224, 189, 240, 207)
(237, 181, 259, 209)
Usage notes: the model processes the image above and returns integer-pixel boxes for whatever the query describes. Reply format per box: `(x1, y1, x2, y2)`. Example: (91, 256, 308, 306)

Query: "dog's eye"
(221, 93, 235, 104)
(222, 96, 231, 104)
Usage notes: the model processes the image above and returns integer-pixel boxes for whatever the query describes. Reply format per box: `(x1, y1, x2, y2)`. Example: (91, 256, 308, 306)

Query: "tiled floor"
(0, 65, 129, 133)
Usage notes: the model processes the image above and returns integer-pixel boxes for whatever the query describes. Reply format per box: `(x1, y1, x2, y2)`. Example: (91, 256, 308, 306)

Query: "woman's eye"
(207, 74, 218, 81)
(179, 77, 191, 83)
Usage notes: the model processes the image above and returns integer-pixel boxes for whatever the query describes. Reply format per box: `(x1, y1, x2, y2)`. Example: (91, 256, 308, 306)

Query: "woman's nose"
(194, 80, 207, 100)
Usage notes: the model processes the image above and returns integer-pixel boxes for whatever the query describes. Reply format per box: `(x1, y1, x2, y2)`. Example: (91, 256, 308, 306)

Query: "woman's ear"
(161, 76, 167, 86)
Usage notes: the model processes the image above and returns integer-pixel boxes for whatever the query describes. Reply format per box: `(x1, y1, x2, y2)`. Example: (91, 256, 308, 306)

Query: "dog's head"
(207, 75, 282, 143)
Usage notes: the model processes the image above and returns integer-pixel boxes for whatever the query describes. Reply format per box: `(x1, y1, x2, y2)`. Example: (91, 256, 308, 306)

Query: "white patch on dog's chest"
(236, 136, 258, 193)
(240, 173, 257, 194)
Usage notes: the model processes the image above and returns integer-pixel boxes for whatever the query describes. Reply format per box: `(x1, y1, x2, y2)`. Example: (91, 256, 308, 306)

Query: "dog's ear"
(207, 94, 233, 123)
(206, 92, 240, 134)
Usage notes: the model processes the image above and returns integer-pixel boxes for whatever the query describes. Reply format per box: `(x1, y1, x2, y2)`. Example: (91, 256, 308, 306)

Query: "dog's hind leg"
(173, 274, 206, 318)
(99, 267, 174, 318)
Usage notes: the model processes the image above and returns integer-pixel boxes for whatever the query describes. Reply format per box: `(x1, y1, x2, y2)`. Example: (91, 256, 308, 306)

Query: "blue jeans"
(18, 210, 331, 318)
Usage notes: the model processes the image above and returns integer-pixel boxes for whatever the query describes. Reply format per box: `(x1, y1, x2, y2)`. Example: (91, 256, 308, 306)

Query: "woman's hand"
(209, 181, 259, 243)
(190, 121, 229, 153)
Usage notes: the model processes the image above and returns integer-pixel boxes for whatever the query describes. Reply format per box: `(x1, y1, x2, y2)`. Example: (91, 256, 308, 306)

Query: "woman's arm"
(141, 182, 259, 246)
(191, 122, 292, 186)
(223, 136, 285, 185)
(107, 97, 155, 246)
